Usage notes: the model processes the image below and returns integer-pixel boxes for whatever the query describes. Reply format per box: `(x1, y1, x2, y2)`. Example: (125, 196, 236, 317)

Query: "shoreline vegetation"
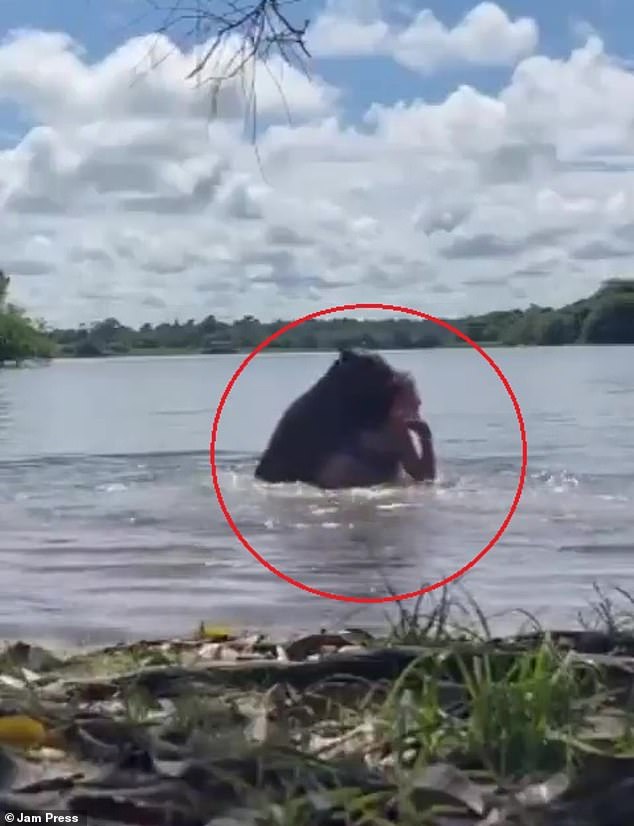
(2, 585, 634, 824)
(1, 276, 634, 366)
(0, 271, 55, 367)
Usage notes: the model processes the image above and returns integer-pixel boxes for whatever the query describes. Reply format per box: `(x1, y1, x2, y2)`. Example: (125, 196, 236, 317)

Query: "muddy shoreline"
(1, 591, 634, 825)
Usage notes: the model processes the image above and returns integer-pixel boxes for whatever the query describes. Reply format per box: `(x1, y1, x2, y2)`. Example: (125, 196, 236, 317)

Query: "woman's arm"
(392, 419, 436, 482)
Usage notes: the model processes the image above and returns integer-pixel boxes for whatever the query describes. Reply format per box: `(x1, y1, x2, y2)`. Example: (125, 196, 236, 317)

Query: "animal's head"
(324, 348, 402, 429)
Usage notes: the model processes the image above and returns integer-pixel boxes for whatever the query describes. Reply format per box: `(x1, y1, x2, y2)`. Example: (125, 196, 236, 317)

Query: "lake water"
(0, 346, 633, 646)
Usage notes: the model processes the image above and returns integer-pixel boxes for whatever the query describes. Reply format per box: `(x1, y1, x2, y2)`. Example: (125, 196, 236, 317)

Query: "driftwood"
(104, 644, 634, 696)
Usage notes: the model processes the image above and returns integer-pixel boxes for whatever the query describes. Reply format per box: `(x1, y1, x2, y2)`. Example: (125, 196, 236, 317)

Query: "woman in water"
(315, 371, 436, 489)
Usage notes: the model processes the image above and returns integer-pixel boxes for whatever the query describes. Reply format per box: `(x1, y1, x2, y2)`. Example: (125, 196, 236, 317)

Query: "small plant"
(455, 638, 603, 778)
(381, 649, 461, 769)
(578, 583, 634, 637)
(384, 587, 461, 646)
(120, 685, 155, 724)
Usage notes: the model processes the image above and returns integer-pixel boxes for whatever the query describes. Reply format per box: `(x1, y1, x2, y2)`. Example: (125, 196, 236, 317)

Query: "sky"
(1, 0, 634, 327)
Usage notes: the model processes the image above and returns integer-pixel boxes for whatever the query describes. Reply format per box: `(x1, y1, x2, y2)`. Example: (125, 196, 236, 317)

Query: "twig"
(138, 0, 313, 152)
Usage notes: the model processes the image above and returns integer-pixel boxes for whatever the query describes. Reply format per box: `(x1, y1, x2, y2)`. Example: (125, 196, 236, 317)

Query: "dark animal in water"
(254, 349, 403, 486)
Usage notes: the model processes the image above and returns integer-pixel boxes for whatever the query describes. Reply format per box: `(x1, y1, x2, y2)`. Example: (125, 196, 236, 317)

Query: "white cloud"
(0, 29, 337, 124)
(306, 0, 390, 57)
(307, 2, 538, 72)
(1, 21, 634, 328)
(394, 3, 538, 73)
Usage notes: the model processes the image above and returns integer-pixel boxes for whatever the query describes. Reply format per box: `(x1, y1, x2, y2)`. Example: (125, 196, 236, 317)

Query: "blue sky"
(1, 0, 634, 325)
(1, 0, 630, 137)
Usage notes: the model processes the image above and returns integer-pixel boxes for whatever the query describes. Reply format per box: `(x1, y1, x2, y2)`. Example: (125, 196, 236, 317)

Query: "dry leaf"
(410, 763, 486, 816)
(0, 674, 26, 690)
(197, 623, 234, 642)
(0, 715, 47, 750)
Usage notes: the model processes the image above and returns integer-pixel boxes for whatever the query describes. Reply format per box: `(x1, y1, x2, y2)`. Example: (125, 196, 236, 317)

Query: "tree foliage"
(0, 271, 55, 365)
(0, 270, 9, 309)
(47, 279, 634, 358)
(581, 289, 634, 344)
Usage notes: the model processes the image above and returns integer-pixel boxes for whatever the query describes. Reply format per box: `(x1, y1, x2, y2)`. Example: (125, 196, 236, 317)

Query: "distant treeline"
(2, 276, 633, 366)
(48, 279, 634, 358)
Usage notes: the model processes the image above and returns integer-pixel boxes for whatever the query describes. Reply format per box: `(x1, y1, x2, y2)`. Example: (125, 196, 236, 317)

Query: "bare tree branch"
(134, 0, 313, 151)
(145, 0, 311, 83)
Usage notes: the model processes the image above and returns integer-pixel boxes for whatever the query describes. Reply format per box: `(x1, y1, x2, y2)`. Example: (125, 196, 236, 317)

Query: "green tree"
(535, 312, 579, 345)
(581, 293, 634, 344)
(0, 270, 9, 309)
(0, 272, 54, 365)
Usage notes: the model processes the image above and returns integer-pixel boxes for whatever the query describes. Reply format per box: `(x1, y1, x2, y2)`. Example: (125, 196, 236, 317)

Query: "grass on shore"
(1, 583, 634, 824)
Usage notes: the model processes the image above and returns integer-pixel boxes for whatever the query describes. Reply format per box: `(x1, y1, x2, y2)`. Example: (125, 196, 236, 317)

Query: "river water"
(0, 346, 632, 645)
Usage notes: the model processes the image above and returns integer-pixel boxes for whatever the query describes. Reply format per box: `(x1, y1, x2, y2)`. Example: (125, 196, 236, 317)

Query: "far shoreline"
(5, 339, 633, 370)
(29, 341, 634, 368)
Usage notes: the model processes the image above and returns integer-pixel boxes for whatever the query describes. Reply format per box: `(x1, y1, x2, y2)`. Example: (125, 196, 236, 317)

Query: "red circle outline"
(209, 303, 528, 603)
